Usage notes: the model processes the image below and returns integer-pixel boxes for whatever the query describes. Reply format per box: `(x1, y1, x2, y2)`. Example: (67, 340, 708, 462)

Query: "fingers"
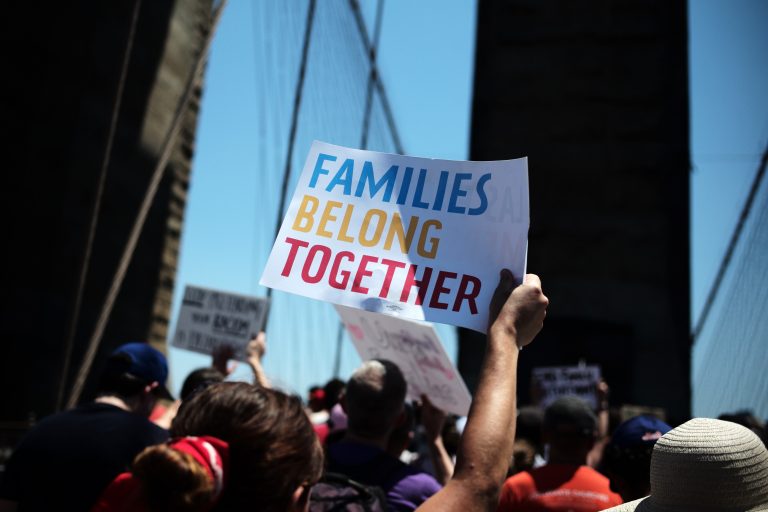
(523, 273, 541, 289)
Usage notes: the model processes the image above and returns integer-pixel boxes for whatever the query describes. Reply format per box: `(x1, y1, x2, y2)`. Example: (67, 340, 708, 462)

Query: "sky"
(167, 0, 767, 403)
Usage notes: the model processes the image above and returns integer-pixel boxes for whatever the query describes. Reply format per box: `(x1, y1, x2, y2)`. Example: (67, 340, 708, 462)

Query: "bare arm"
(587, 380, 610, 468)
(416, 271, 548, 512)
(421, 395, 454, 485)
(247, 332, 270, 388)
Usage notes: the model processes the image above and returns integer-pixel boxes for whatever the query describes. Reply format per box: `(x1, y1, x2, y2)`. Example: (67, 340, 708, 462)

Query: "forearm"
(248, 358, 270, 388)
(426, 435, 454, 486)
(452, 328, 519, 501)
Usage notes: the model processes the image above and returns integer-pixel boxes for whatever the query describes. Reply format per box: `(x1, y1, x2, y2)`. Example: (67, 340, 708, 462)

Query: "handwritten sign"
(335, 305, 472, 416)
(260, 141, 528, 332)
(532, 365, 602, 410)
(171, 285, 270, 361)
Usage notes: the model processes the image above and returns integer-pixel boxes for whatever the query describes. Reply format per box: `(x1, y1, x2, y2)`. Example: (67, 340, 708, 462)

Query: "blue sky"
(167, 0, 767, 400)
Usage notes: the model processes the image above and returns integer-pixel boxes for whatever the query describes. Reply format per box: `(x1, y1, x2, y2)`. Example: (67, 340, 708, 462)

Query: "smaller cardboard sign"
(532, 365, 601, 410)
(172, 285, 270, 361)
(335, 305, 472, 416)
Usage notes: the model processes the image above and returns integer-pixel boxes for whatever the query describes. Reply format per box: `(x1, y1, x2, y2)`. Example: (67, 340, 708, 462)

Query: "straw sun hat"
(602, 418, 768, 512)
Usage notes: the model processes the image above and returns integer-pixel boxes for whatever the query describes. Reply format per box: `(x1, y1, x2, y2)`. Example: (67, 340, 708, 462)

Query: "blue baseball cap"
(611, 415, 672, 448)
(111, 342, 173, 400)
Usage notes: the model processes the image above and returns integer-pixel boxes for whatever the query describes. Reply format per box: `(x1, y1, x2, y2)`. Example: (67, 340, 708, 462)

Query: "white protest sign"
(172, 285, 270, 361)
(335, 305, 472, 416)
(532, 365, 602, 409)
(260, 141, 528, 332)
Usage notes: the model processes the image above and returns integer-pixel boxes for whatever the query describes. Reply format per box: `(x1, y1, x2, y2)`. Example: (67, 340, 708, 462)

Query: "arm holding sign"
(247, 332, 270, 388)
(416, 271, 548, 512)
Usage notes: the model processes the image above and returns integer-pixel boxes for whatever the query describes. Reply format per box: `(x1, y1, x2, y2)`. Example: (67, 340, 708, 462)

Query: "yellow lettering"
(383, 213, 419, 254)
(317, 200, 342, 238)
(292, 195, 319, 232)
(360, 209, 387, 247)
(337, 204, 355, 243)
(417, 219, 441, 258)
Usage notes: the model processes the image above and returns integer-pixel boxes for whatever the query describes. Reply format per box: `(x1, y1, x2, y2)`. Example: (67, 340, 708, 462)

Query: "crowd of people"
(1, 271, 766, 511)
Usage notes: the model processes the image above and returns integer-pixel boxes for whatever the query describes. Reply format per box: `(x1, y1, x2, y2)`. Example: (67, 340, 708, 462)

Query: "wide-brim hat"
(601, 418, 768, 511)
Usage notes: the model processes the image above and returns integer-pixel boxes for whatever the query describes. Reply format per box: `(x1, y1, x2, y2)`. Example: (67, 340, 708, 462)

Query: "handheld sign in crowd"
(335, 305, 472, 416)
(172, 285, 270, 361)
(531, 365, 602, 410)
(260, 141, 529, 332)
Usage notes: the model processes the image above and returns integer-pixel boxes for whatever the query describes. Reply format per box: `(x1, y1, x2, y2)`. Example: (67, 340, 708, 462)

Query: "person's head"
(516, 405, 545, 454)
(97, 342, 173, 416)
(343, 360, 407, 442)
(602, 415, 671, 502)
(307, 386, 326, 413)
(322, 378, 346, 411)
(601, 418, 768, 512)
(180, 367, 226, 402)
(543, 396, 597, 464)
(171, 382, 323, 512)
(95, 436, 229, 512)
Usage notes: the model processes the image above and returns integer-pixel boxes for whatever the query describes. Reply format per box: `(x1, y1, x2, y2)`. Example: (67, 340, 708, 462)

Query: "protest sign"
(335, 305, 472, 416)
(172, 285, 270, 361)
(260, 141, 528, 332)
(531, 365, 602, 409)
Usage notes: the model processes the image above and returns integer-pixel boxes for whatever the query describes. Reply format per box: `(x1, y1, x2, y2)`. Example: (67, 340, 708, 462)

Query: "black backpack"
(309, 472, 388, 512)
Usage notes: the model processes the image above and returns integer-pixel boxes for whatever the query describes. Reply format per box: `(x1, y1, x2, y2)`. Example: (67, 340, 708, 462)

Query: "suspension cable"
(66, 1, 228, 408)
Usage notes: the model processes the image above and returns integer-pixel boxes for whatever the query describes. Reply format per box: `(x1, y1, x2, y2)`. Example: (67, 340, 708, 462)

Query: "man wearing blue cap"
(601, 414, 671, 502)
(0, 342, 170, 512)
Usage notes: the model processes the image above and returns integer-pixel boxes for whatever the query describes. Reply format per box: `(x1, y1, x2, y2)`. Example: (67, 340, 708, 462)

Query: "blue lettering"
(397, 167, 414, 205)
(412, 169, 430, 209)
(447, 173, 472, 214)
(326, 158, 354, 195)
(354, 161, 398, 201)
(432, 171, 450, 211)
(309, 153, 337, 188)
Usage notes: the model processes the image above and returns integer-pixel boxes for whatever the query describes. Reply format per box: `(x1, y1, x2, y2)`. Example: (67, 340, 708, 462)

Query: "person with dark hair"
(180, 367, 226, 402)
(92, 436, 229, 512)
(174, 382, 323, 511)
(601, 415, 671, 502)
(325, 359, 442, 510)
(497, 395, 622, 511)
(0, 342, 170, 512)
(94, 381, 324, 512)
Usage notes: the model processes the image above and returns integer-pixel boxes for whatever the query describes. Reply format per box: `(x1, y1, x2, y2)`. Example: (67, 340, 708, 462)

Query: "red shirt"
(497, 464, 623, 512)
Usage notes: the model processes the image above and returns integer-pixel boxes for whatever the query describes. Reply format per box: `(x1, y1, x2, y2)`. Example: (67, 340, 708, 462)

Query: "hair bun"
(132, 444, 214, 512)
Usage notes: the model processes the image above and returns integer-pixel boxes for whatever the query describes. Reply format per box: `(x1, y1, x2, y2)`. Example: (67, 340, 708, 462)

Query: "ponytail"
(92, 436, 228, 512)
(133, 444, 214, 511)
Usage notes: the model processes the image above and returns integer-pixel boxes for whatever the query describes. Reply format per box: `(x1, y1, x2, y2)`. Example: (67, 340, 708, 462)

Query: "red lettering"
(329, 251, 354, 289)
(429, 271, 457, 310)
(301, 244, 331, 283)
(453, 274, 481, 314)
(281, 237, 310, 276)
(378, 258, 406, 298)
(352, 255, 377, 293)
(399, 264, 432, 305)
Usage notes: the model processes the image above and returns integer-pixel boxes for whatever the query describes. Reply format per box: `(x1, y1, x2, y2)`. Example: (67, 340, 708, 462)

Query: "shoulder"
(574, 465, 612, 486)
(574, 466, 623, 505)
(387, 470, 442, 510)
(502, 469, 535, 491)
(498, 470, 535, 510)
